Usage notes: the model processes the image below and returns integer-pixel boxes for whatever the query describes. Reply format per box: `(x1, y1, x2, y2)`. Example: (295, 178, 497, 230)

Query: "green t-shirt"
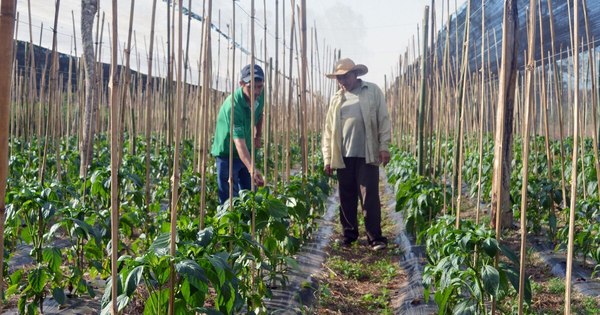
(211, 87, 264, 158)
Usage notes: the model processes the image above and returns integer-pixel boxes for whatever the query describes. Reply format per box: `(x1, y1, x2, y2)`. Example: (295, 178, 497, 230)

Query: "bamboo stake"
(182, 0, 192, 135)
(581, 0, 600, 194)
(0, 0, 17, 312)
(250, 0, 257, 237)
(120, 0, 135, 159)
(491, 0, 518, 312)
(108, 0, 120, 313)
(145, 0, 158, 225)
(285, 1, 296, 182)
(272, 0, 279, 187)
(167, 0, 184, 312)
(547, 0, 568, 207)
(49, 0, 62, 184)
(475, 0, 486, 223)
(228, 0, 236, 211)
(518, 1, 537, 312)
(565, 0, 580, 312)
(418, 6, 430, 177)
(299, 0, 308, 175)
(537, 0, 555, 215)
(27, 0, 36, 143)
(454, 0, 471, 225)
(199, 0, 212, 230)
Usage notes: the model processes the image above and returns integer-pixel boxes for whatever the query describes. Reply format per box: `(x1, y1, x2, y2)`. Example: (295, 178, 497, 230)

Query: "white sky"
(16, 0, 467, 89)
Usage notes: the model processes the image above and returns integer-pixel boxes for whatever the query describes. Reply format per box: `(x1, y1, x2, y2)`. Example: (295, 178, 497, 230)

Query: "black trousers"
(336, 157, 385, 244)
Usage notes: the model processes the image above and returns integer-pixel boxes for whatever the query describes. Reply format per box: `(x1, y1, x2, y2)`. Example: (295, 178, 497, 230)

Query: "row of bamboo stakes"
(0, 0, 341, 313)
(389, 0, 598, 314)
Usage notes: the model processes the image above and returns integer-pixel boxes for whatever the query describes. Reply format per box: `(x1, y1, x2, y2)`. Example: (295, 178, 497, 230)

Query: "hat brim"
(325, 64, 368, 79)
(241, 75, 264, 83)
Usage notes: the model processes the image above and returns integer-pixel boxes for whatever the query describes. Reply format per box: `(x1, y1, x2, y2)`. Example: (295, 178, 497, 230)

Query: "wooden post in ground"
(0, 0, 17, 312)
(299, 0, 308, 176)
(145, 0, 158, 217)
(417, 6, 429, 176)
(518, 0, 537, 313)
(108, 0, 121, 313)
(475, 0, 486, 224)
(565, 0, 580, 312)
(199, 0, 212, 230)
(168, 0, 185, 313)
(454, 0, 472, 225)
(490, 0, 518, 312)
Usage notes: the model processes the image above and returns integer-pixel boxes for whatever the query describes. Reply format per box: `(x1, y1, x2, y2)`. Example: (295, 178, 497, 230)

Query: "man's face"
(241, 80, 264, 102)
(336, 71, 359, 91)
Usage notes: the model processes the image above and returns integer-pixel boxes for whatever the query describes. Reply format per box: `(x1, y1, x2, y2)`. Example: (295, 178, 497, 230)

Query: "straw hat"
(325, 58, 368, 78)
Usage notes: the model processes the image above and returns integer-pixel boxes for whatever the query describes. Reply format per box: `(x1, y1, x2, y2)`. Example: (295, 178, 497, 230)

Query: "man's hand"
(253, 169, 265, 186)
(324, 164, 333, 176)
(379, 151, 390, 167)
(254, 136, 262, 148)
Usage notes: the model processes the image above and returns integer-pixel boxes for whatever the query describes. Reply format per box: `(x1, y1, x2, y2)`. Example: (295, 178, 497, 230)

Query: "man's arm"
(233, 138, 264, 186)
(376, 86, 391, 166)
(254, 117, 263, 148)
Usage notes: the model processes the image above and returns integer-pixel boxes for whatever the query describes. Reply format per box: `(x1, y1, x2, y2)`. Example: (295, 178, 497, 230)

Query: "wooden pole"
(228, 0, 236, 211)
(108, 0, 120, 313)
(145, 0, 158, 228)
(285, 1, 296, 182)
(121, 0, 135, 157)
(299, 0, 308, 175)
(168, 0, 185, 313)
(418, 6, 430, 176)
(475, 0, 486, 223)
(0, 1, 17, 312)
(581, 0, 600, 193)
(518, 0, 537, 313)
(454, 0, 472, 224)
(565, 0, 580, 312)
(199, 0, 212, 229)
(547, 0, 568, 207)
(490, 0, 518, 311)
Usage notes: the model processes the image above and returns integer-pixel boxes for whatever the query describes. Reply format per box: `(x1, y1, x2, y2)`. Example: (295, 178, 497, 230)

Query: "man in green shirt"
(211, 64, 265, 204)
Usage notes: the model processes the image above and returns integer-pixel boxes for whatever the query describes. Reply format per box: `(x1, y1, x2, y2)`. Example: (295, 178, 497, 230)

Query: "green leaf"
(144, 289, 169, 315)
(9, 269, 24, 285)
(70, 218, 101, 246)
(267, 199, 289, 218)
(52, 287, 66, 305)
(125, 266, 144, 296)
(150, 233, 171, 256)
(175, 259, 209, 290)
(481, 238, 499, 257)
(453, 299, 477, 315)
(417, 193, 428, 208)
(43, 247, 62, 273)
(481, 265, 500, 296)
(100, 295, 130, 315)
(174, 299, 189, 315)
(269, 221, 289, 240)
(499, 244, 519, 264)
(196, 227, 214, 247)
(207, 255, 229, 286)
(21, 225, 32, 243)
(28, 267, 49, 294)
(192, 308, 225, 315)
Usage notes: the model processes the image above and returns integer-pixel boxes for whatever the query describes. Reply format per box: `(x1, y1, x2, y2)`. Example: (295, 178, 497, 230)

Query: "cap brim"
(242, 76, 264, 83)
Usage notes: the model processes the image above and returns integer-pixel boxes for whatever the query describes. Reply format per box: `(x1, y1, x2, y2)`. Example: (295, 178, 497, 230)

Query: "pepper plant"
(422, 216, 531, 314)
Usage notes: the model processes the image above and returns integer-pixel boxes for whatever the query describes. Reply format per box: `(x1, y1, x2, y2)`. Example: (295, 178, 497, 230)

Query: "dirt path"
(269, 170, 437, 314)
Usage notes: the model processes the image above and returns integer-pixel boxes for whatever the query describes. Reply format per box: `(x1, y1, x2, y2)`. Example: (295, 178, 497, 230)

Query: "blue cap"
(240, 64, 264, 83)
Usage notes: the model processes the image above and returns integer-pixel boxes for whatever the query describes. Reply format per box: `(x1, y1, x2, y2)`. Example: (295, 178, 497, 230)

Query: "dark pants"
(336, 157, 385, 244)
(216, 156, 251, 204)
